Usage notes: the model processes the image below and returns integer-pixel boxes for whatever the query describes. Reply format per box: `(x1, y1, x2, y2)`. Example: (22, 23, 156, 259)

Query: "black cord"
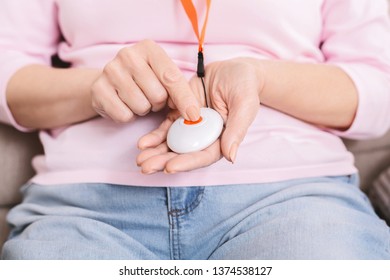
(201, 76, 208, 108)
(197, 51, 208, 108)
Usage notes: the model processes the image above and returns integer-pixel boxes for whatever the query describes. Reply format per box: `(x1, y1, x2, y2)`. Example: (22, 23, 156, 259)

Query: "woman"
(1, 0, 390, 259)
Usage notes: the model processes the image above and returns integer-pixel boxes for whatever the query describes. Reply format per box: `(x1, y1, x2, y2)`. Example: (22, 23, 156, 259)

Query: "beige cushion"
(0, 208, 10, 252)
(343, 130, 390, 191)
(0, 124, 42, 206)
(370, 168, 390, 223)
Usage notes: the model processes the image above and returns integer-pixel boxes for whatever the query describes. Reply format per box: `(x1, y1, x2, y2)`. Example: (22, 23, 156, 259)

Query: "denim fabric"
(2, 175, 390, 259)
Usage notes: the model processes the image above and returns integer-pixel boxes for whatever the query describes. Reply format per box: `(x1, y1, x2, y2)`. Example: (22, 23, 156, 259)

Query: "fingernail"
(142, 169, 156, 175)
(164, 168, 177, 174)
(229, 142, 239, 163)
(186, 105, 200, 121)
(137, 142, 149, 151)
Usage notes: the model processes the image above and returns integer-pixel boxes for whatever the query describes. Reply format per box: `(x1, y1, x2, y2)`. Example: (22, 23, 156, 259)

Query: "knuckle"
(134, 103, 152, 116)
(162, 67, 182, 84)
(141, 39, 157, 49)
(115, 110, 134, 123)
(117, 47, 139, 66)
(117, 46, 132, 58)
(103, 60, 119, 77)
(150, 91, 168, 110)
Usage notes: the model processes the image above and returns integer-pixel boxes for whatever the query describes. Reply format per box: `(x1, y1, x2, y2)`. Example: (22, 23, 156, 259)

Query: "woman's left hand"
(136, 58, 263, 174)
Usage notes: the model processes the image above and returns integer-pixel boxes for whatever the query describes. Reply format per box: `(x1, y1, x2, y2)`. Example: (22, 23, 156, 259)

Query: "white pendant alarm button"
(167, 108, 223, 153)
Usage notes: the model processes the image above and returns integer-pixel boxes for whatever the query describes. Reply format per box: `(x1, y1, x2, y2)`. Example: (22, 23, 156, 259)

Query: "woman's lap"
(2, 175, 390, 259)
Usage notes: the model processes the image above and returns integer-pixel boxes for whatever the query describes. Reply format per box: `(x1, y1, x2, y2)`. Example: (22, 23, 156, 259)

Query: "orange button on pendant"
(184, 117, 203, 125)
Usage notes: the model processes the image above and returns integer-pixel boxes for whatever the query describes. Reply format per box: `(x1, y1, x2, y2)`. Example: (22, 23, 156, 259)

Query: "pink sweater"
(1, 0, 390, 187)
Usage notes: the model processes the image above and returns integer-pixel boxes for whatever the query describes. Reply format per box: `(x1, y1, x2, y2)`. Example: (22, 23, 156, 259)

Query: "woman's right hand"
(91, 39, 200, 123)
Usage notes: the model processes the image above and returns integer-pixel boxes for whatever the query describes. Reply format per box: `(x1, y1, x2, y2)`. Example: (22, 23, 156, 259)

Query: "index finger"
(143, 40, 201, 121)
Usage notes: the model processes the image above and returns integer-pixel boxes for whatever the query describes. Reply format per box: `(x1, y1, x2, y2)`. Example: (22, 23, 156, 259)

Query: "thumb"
(220, 94, 260, 163)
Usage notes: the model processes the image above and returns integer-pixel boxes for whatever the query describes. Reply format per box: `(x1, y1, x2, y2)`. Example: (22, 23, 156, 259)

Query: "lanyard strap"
(180, 0, 212, 52)
(180, 0, 211, 106)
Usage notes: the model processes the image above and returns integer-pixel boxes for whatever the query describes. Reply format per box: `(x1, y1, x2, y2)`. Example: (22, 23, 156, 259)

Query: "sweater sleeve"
(0, 0, 60, 131)
(321, 0, 390, 139)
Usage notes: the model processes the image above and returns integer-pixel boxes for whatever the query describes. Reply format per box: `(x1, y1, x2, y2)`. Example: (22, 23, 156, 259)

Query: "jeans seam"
(167, 187, 205, 260)
(168, 187, 205, 217)
(169, 214, 181, 260)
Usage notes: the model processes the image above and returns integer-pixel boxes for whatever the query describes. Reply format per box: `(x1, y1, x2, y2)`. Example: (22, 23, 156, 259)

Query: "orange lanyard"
(180, 0, 211, 106)
(180, 0, 212, 53)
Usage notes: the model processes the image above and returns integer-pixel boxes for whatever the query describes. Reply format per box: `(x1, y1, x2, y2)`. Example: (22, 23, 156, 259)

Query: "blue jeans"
(2, 175, 390, 259)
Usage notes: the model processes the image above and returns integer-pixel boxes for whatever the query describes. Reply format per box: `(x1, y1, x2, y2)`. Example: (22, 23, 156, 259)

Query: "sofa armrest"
(0, 124, 43, 207)
(0, 208, 10, 249)
(343, 130, 390, 191)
